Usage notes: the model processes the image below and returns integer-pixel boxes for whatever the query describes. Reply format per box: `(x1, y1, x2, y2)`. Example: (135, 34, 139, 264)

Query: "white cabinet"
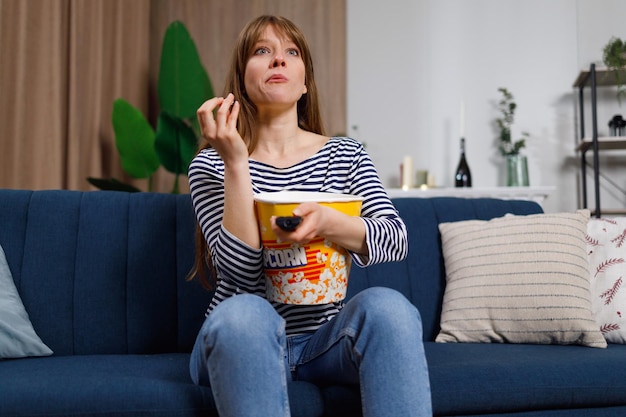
(386, 186, 555, 208)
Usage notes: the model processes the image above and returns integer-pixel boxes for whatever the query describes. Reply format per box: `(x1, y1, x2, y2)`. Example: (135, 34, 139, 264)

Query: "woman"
(188, 15, 432, 417)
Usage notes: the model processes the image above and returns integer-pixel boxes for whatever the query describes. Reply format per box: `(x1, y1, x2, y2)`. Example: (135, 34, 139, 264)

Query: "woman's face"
(244, 25, 307, 110)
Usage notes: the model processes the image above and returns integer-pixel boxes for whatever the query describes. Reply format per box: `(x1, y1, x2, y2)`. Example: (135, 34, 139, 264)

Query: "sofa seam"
(73, 191, 83, 355)
(175, 195, 181, 352)
(125, 192, 131, 354)
(17, 190, 35, 294)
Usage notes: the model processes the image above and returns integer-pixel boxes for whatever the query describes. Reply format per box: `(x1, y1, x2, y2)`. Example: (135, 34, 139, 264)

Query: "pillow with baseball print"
(587, 217, 626, 343)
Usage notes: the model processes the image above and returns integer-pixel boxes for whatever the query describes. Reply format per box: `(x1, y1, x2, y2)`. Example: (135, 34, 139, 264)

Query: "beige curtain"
(1, 0, 69, 190)
(0, 0, 346, 193)
(66, 0, 152, 191)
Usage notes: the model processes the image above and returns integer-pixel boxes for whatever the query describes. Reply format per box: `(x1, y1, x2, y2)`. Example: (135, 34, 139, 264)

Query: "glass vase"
(506, 154, 529, 186)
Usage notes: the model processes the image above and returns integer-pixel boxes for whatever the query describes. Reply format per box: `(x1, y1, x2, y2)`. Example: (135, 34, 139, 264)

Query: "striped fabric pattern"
(436, 210, 607, 348)
(188, 137, 408, 335)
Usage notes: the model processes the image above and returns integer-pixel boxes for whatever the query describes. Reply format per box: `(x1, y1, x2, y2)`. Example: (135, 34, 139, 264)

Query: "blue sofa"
(1, 189, 626, 417)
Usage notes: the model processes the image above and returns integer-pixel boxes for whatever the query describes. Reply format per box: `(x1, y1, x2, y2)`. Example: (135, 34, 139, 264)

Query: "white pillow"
(436, 210, 607, 348)
(587, 217, 626, 343)
(0, 244, 53, 358)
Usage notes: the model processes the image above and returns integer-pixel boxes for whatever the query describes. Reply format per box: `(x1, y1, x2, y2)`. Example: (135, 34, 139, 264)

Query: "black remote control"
(275, 216, 302, 232)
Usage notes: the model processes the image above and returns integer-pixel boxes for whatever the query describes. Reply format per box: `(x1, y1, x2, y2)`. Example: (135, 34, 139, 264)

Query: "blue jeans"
(189, 287, 432, 417)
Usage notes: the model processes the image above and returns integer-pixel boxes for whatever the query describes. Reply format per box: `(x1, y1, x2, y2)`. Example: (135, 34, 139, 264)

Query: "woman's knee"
(199, 294, 283, 343)
(349, 287, 423, 335)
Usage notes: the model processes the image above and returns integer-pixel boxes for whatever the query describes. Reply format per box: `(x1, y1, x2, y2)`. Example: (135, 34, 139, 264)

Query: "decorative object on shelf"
(415, 170, 428, 189)
(602, 37, 626, 104)
(496, 87, 529, 186)
(608, 114, 626, 136)
(454, 138, 472, 187)
(87, 21, 214, 193)
(506, 154, 529, 187)
(400, 155, 414, 190)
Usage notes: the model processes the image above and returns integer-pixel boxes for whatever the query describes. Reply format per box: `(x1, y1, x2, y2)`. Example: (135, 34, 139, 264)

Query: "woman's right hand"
(198, 94, 259, 248)
(197, 93, 246, 164)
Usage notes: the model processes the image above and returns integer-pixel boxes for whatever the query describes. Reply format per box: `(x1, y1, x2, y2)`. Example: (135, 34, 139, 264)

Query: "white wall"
(347, 0, 626, 213)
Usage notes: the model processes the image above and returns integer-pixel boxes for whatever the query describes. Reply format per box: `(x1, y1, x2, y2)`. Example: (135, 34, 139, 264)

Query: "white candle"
(402, 155, 413, 190)
(460, 100, 465, 138)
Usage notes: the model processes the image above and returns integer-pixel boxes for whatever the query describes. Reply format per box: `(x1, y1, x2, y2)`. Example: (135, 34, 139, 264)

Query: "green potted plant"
(495, 87, 529, 186)
(88, 21, 213, 193)
(602, 37, 626, 104)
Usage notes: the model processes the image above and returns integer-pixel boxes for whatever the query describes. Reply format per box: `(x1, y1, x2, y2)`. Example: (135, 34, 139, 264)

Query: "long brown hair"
(188, 15, 326, 290)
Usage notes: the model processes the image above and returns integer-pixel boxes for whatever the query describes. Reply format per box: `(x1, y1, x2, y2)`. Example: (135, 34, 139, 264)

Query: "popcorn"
(262, 238, 351, 304)
(316, 251, 328, 263)
(253, 191, 363, 305)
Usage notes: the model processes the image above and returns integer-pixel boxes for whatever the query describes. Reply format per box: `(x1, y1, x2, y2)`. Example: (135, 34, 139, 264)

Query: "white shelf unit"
(386, 186, 555, 207)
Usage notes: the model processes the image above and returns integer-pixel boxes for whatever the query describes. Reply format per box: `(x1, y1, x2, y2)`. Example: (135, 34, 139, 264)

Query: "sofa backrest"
(0, 190, 543, 355)
(0, 190, 208, 356)
(346, 197, 543, 341)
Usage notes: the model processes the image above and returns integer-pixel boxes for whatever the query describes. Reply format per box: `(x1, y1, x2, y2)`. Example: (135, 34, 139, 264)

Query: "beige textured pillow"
(436, 210, 607, 348)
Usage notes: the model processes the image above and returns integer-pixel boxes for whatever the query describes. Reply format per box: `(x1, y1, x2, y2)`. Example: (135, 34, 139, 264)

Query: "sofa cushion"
(436, 210, 606, 348)
(426, 342, 626, 416)
(0, 353, 324, 417)
(0, 354, 215, 416)
(0, 190, 207, 356)
(587, 216, 626, 343)
(0, 243, 52, 358)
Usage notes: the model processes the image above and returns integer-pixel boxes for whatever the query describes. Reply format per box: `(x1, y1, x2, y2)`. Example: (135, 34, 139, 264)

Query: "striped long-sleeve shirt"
(188, 136, 408, 335)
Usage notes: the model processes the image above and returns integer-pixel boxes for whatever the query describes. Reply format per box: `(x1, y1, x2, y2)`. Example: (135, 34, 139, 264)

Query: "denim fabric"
(190, 287, 432, 417)
(190, 294, 290, 416)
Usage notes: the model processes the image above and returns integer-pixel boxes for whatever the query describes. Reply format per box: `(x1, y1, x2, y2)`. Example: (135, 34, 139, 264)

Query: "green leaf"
(112, 99, 160, 179)
(158, 21, 214, 119)
(87, 177, 142, 192)
(155, 112, 199, 175)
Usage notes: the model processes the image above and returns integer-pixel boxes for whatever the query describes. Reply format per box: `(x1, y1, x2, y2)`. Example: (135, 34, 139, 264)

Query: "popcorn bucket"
(254, 191, 363, 305)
